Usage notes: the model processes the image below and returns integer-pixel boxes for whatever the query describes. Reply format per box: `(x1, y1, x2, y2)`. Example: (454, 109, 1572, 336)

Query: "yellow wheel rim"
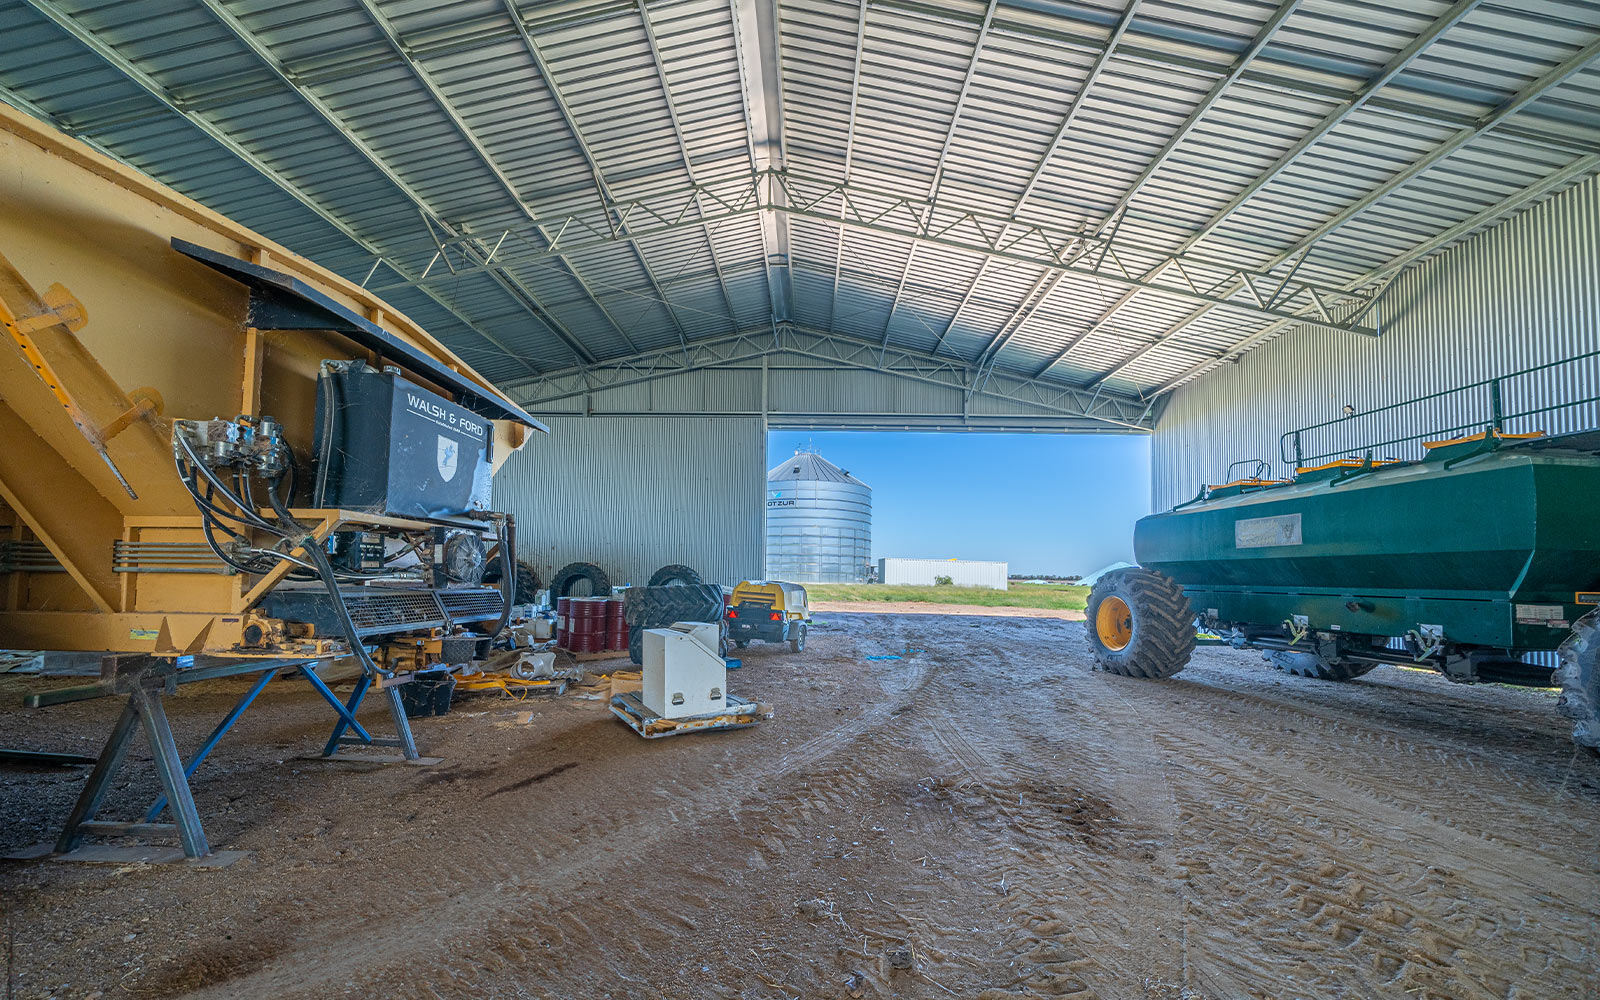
(1096, 596, 1133, 651)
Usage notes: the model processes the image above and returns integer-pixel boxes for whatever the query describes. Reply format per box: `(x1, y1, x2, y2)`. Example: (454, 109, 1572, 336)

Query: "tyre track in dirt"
(9, 613, 1597, 1000)
(182, 618, 937, 1000)
(1103, 666, 1599, 900)
(903, 617, 1206, 999)
(1096, 666, 1600, 1000)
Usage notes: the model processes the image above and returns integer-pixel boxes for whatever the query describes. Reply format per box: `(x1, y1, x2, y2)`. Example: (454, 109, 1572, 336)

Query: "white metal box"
(641, 622, 727, 718)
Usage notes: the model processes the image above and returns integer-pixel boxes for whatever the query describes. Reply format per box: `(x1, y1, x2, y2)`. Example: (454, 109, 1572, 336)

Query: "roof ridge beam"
(879, 0, 998, 350)
(827, 1, 870, 335)
(636, 0, 742, 333)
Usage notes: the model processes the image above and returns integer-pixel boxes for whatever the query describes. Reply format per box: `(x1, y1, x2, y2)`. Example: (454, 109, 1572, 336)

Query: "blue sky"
(767, 431, 1151, 577)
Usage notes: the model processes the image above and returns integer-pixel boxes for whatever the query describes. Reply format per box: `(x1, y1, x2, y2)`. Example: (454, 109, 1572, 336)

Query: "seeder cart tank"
(1086, 354, 1600, 753)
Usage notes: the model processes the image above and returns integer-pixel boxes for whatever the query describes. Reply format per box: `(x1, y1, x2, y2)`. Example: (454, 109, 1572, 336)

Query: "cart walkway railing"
(1280, 348, 1600, 468)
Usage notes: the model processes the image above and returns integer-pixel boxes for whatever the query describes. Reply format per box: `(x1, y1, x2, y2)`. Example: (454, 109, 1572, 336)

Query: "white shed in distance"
(878, 558, 1008, 591)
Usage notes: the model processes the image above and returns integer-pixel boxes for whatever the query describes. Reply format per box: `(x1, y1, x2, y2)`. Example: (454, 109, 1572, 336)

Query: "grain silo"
(766, 450, 872, 583)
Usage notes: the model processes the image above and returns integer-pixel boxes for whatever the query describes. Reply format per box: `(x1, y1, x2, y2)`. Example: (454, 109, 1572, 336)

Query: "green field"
(804, 582, 1090, 611)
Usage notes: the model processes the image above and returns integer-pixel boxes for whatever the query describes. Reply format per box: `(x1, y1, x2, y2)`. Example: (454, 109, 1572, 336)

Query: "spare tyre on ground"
(646, 563, 702, 587)
(623, 583, 726, 664)
(549, 561, 611, 598)
(482, 557, 541, 605)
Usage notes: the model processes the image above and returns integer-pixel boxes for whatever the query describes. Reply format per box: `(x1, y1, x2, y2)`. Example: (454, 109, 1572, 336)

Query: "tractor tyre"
(1265, 649, 1377, 682)
(1085, 568, 1194, 679)
(483, 557, 541, 605)
(629, 625, 643, 666)
(549, 561, 610, 599)
(647, 563, 702, 587)
(1556, 608, 1600, 755)
(623, 584, 723, 628)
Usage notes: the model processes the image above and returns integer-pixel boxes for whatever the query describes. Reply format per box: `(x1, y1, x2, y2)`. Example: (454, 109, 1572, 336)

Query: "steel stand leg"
(54, 697, 139, 854)
(145, 668, 278, 823)
(382, 683, 420, 760)
(133, 686, 209, 858)
(315, 670, 372, 756)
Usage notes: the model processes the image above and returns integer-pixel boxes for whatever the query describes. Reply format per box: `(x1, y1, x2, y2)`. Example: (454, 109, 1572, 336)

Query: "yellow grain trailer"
(0, 104, 543, 858)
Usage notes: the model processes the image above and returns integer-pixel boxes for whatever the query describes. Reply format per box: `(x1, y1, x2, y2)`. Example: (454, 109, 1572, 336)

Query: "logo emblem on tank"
(437, 435, 459, 482)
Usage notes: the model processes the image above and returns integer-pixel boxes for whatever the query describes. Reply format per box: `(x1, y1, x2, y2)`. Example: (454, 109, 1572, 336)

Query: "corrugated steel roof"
(0, 0, 1595, 405)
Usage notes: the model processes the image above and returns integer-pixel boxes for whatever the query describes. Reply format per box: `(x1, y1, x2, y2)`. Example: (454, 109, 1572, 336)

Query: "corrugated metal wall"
(1152, 173, 1600, 510)
(492, 416, 766, 589)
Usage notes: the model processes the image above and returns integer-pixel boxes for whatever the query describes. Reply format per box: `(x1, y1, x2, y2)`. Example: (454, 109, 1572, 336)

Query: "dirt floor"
(1, 612, 1597, 1000)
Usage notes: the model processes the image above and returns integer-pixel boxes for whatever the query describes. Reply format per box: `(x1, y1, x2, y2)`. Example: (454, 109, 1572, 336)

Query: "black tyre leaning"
(624, 584, 725, 664)
(1265, 649, 1378, 682)
(1085, 568, 1194, 679)
(483, 557, 541, 605)
(1556, 608, 1600, 754)
(647, 564, 702, 587)
(550, 561, 611, 599)
(624, 584, 723, 627)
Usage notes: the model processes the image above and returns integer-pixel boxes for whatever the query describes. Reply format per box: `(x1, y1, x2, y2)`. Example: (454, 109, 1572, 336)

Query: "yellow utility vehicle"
(726, 581, 810, 652)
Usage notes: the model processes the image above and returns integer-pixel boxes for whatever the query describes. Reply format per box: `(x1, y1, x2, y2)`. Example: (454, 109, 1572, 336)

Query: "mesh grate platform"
(258, 587, 505, 637)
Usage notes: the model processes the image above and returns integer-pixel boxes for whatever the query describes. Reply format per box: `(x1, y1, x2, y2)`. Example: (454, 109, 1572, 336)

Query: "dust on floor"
(1, 614, 1596, 1000)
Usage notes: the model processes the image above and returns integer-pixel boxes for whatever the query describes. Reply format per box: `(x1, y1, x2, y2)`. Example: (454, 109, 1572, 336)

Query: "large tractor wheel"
(1086, 568, 1194, 679)
(1556, 608, 1600, 755)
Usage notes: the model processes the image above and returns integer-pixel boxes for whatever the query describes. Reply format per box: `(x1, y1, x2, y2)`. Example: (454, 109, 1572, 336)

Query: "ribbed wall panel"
(1152, 173, 1600, 510)
(492, 416, 765, 589)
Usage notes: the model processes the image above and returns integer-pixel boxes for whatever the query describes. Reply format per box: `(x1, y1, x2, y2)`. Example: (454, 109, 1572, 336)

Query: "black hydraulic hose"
(485, 513, 516, 641)
(176, 455, 268, 535)
(174, 433, 278, 532)
(266, 460, 389, 679)
(313, 372, 336, 508)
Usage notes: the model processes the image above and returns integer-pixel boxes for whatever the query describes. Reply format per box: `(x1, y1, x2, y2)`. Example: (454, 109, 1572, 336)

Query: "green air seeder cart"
(1086, 354, 1600, 753)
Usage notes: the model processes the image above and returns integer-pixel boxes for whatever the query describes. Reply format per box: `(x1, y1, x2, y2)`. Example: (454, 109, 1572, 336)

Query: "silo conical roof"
(767, 451, 870, 488)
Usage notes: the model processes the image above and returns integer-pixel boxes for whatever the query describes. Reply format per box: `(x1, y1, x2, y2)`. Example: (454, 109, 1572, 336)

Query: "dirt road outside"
(1, 612, 1595, 999)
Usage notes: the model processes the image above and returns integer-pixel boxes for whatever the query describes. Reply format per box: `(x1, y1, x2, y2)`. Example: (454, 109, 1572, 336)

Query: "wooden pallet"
(609, 690, 772, 739)
(561, 648, 630, 663)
